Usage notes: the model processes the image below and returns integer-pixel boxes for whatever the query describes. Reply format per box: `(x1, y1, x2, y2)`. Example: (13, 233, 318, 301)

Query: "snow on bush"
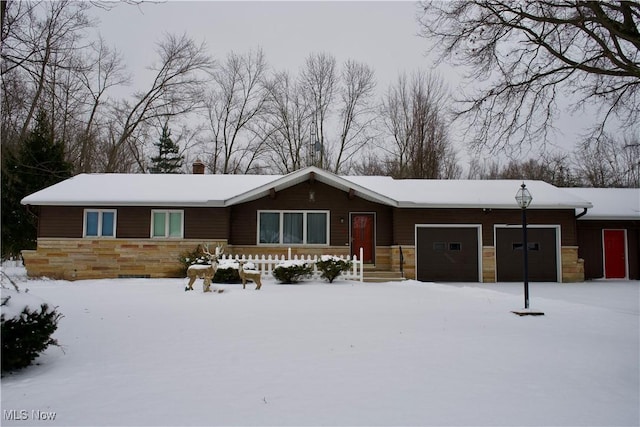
(214, 259, 241, 283)
(1, 286, 62, 372)
(272, 260, 313, 284)
(316, 256, 353, 283)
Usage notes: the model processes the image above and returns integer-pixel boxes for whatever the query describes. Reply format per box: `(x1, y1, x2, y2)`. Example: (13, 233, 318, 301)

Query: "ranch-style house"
(20, 165, 639, 283)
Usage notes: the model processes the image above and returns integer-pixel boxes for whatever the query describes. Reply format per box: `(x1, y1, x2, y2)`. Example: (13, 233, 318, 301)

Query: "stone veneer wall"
(391, 246, 415, 279)
(482, 247, 496, 283)
(388, 245, 583, 283)
(561, 246, 584, 283)
(22, 239, 584, 282)
(22, 238, 227, 280)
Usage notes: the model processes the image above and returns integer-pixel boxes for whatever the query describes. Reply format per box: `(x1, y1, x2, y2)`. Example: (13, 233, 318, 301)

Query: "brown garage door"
(496, 227, 558, 282)
(416, 227, 479, 282)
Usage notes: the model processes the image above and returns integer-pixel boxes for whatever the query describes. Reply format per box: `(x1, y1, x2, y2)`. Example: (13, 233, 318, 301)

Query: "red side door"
(604, 229, 626, 279)
(352, 214, 374, 264)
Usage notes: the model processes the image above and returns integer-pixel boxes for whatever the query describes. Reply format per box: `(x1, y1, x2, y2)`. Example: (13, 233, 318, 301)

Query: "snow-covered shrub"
(316, 255, 353, 283)
(272, 260, 313, 284)
(213, 260, 241, 283)
(1, 289, 62, 372)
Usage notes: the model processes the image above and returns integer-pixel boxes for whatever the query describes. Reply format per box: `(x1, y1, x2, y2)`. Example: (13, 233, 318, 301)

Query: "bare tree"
(260, 70, 311, 173)
(71, 36, 130, 172)
(574, 133, 640, 187)
(379, 70, 460, 179)
(468, 154, 579, 186)
(332, 60, 377, 173)
(200, 48, 267, 174)
(103, 33, 213, 172)
(1, 0, 93, 143)
(418, 1, 640, 153)
(299, 52, 336, 169)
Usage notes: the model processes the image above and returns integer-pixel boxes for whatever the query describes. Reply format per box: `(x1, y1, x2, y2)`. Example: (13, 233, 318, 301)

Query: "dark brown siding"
(394, 208, 577, 247)
(229, 180, 393, 246)
(184, 207, 230, 240)
(38, 206, 84, 238)
(37, 206, 230, 240)
(578, 220, 640, 280)
(117, 207, 151, 238)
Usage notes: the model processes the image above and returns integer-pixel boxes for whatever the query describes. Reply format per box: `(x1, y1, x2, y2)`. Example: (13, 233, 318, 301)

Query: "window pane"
(259, 213, 280, 244)
(85, 211, 98, 236)
(101, 212, 115, 237)
(169, 212, 182, 237)
(307, 213, 327, 244)
(449, 242, 461, 251)
(283, 213, 303, 244)
(153, 212, 166, 237)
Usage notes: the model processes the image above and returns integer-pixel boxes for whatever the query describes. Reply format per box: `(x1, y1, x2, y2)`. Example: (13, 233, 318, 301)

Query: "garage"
(416, 226, 481, 282)
(496, 227, 559, 282)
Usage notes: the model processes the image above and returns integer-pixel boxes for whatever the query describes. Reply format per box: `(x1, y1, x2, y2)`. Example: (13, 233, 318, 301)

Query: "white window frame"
(257, 210, 330, 246)
(150, 209, 184, 239)
(83, 209, 117, 238)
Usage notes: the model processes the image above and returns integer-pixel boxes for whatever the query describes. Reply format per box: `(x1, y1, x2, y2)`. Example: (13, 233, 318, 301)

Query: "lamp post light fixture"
(512, 183, 544, 316)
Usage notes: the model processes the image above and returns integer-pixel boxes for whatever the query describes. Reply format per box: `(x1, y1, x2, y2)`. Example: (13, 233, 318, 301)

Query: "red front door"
(604, 229, 626, 279)
(352, 214, 374, 264)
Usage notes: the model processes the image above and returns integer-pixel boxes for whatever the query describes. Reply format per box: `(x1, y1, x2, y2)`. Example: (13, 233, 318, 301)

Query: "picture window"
(258, 211, 329, 245)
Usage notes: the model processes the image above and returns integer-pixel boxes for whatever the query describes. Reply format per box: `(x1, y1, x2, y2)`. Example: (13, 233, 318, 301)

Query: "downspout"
(575, 208, 588, 219)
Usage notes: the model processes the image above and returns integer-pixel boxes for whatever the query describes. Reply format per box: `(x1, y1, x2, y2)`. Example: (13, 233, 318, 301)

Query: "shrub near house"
(316, 255, 353, 283)
(272, 260, 313, 284)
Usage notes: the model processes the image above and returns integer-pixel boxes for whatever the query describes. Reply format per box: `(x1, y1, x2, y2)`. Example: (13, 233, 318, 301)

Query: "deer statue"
(185, 244, 223, 292)
(238, 261, 262, 290)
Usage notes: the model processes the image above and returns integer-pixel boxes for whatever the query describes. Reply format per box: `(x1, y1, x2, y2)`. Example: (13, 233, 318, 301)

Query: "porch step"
(362, 269, 406, 283)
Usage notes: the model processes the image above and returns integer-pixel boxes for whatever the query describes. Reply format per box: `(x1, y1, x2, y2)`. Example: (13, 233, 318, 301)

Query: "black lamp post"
(513, 183, 543, 316)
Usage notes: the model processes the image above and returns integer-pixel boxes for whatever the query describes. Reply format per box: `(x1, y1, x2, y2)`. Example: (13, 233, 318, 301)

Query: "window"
(433, 242, 446, 252)
(151, 210, 183, 238)
(258, 211, 329, 245)
(283, 212, 303, 244)
(259, 212, 280, 244)
(307, 213, 327, 244)
(84, 210, 116, 237)
(513, 242, 540, 251)
(449, 242, 462, 251)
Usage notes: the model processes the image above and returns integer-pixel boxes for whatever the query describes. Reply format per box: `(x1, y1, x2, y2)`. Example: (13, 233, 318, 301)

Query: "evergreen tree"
(149, 123, 184, 174)
(1, 110, 73, 257)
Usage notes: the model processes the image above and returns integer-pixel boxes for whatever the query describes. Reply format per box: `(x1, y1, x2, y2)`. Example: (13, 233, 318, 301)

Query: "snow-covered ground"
(1, 264, 638, 426)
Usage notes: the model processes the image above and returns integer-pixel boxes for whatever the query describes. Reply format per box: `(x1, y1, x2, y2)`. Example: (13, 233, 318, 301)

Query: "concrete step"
(362, 270, 406, 283)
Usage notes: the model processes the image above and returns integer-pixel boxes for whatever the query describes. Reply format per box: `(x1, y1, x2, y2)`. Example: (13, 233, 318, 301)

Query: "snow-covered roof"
(20, 173, 280, 207)
(21, 166, 593, 210)
(564, 188, 640, 220)
(344, 176, 592, 209)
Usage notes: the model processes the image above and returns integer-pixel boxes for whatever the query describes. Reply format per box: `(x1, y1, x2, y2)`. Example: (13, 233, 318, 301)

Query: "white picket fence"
(218, 247, 364, 282)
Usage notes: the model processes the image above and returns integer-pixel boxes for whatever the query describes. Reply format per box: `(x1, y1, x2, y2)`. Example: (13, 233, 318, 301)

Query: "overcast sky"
(90, 1, 590, 166)
(91, 1, 444, 90)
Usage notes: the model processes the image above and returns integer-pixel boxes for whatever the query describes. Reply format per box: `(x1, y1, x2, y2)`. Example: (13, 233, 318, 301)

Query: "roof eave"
(21, 200, 226, 208)
(225, 166, 398, 207)
(396, 202, 593, 209)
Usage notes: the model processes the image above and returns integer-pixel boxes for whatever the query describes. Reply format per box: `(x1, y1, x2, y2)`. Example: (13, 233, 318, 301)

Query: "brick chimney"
(192, 159, 205, 174)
